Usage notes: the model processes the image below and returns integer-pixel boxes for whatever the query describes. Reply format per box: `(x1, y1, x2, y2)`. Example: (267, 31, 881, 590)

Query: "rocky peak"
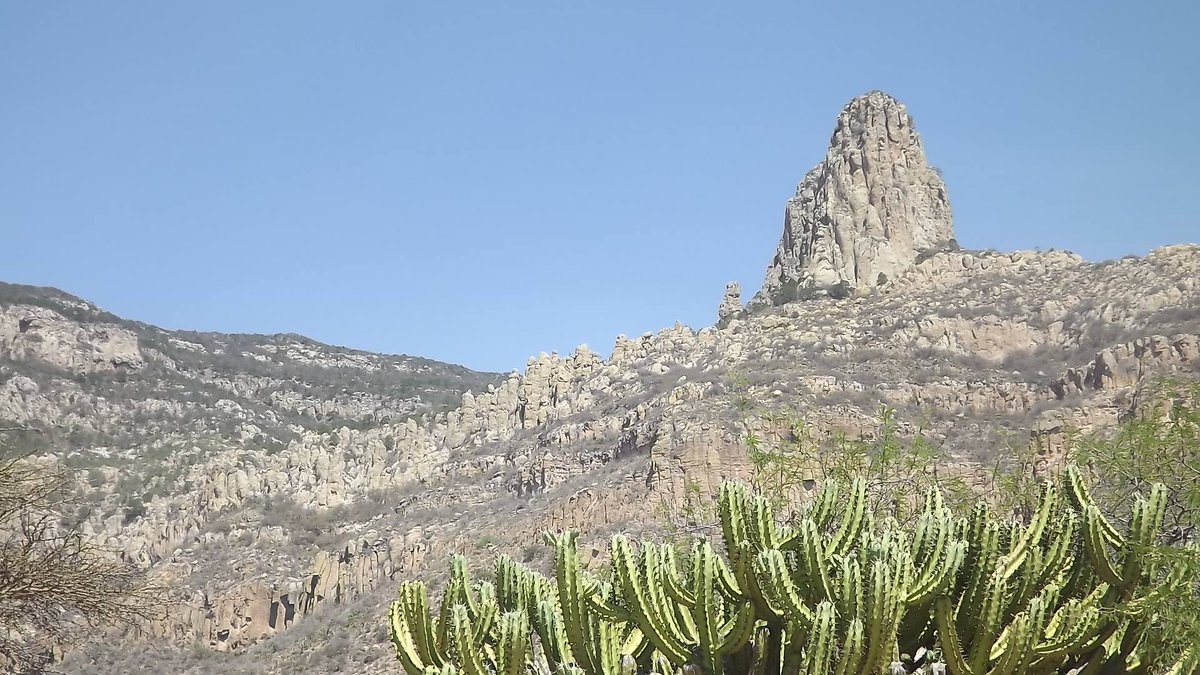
(717, 282, 743, 327)
(751, 91, 955, 307)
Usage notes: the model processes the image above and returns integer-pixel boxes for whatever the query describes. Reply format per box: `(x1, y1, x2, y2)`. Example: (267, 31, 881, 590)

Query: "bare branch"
(0, 431, 157, 673)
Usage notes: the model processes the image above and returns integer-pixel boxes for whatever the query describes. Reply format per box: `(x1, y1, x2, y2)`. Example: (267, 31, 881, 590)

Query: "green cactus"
(611, 534, 754, 674)
(389, 470, 1188, 675)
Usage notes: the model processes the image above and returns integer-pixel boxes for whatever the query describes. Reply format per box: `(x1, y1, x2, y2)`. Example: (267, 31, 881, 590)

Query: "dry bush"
(0, 429, 158, 673)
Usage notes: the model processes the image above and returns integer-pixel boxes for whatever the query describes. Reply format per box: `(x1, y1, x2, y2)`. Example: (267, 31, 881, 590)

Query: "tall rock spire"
(751, 91, 955, 306)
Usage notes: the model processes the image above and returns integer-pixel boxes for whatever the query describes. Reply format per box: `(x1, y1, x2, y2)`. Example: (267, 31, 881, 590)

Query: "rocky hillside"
(0, 282, 502, 536)
(8, 92, 1196, 674)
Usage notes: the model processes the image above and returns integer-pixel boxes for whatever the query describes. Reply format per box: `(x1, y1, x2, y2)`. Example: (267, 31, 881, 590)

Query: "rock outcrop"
(1051, 334, 1200, 398)
(752, 91, 955, 306)
(0, 306, 144, 372)
(717, 282, 743, 326)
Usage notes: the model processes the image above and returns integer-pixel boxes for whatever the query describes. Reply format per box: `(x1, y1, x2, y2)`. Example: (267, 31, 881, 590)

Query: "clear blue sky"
(3, 2, 1197, 373)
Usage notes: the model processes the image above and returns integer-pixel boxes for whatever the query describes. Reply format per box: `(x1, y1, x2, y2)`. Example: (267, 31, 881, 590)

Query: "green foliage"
(724, 371, 753, 413)
(746, 406, 970, 524)
(388, 472, 1195, 675)
(1066, 379, 1200, 668)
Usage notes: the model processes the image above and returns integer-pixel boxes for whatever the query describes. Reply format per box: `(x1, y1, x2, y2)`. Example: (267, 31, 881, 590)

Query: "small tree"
(1068, 378, 1200, 666)
(0, 429, 156, 673)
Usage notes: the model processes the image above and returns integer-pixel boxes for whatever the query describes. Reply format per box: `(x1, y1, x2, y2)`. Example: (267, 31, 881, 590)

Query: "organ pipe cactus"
(611, 535, 755, 675)
(389, 469, 1188, 675)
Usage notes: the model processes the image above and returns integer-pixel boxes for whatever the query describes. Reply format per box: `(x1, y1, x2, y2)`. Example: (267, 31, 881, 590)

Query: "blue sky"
(3, 2, 1197, 373)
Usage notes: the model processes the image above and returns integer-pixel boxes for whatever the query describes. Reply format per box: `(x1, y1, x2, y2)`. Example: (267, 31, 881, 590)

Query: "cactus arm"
(907, 540, 965, 606)
(754, 495, 782, 551)
(1007, 545, 1048, 614)
(471, 582, 498, 643)
(832, 617, 864, 675)
(611, 535, 691, 664)
(734, 542, 784, 624)
(391, 582, 447, 674)
(834, 556, 863, 624)
(497, 611, 531, 675)
(712, 547, 744, 600)
(658, 543, 697, 607)
(450, 604, 489, 675)
(595, 620, 628, 675)
(1065, 466, 1123, 547)
(825, 478, 867, 558)
(718, 600, 757, 656)
(620, 627, 648, 659)
(998, 482, 1056, 580)
(534, 597, 575, 669)
(721, 483, 787, 623)
(693, 541, 726, 675)
(753, 549, 816, 625)
(450, 556, 480, 616)
(989, 611, 1035, 675)
(956, 517, 1000, 648)
(798, 520, 836, 602)
(549, 532, 596, 672)
(964, 571, 1007, 673)
(1116, 486, 1167, 595)
(438, 557, 478, 651)
(801, 602, 837, 675)
(809, 479, 840, 530)
(1032, 600, 1102, 665)
(720, 483, 750, 559)
(1030, 514, 1076, 593)
(1083, 505, 1125, 587)
(589, 584, 631, 623)
(859, 559, 904, 675)
(934, 596, 977, 675)
(391, 596, 432, 675)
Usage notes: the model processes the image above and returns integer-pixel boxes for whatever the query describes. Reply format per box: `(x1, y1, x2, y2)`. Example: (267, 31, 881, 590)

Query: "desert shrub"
(827, 280, 852, 299)
(745, 406, 970, 524)
(1, 430, 157, 672)
(1064, 378, 1200, 661)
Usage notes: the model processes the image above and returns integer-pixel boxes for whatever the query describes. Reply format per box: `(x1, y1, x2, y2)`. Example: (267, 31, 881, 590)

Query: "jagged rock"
(0, 306, 144, 372)
(752, 91, 954, 307)
(1051, 334, 1200, 398)
(717, 282, 743, 327)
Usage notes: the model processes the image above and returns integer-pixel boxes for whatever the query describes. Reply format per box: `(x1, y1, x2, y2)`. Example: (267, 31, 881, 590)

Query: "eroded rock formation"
(753, 91, 955, 306)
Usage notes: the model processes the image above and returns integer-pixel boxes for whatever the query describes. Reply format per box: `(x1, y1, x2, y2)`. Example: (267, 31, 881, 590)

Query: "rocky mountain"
(0, 282, 502, 537)
(4, 92, 1198, 674)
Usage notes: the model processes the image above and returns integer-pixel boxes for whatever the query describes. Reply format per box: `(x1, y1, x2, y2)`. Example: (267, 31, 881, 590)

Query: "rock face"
(753, 91, 955, 306)
(717, 282, 743, 326)
(0, 306, 144, 372)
